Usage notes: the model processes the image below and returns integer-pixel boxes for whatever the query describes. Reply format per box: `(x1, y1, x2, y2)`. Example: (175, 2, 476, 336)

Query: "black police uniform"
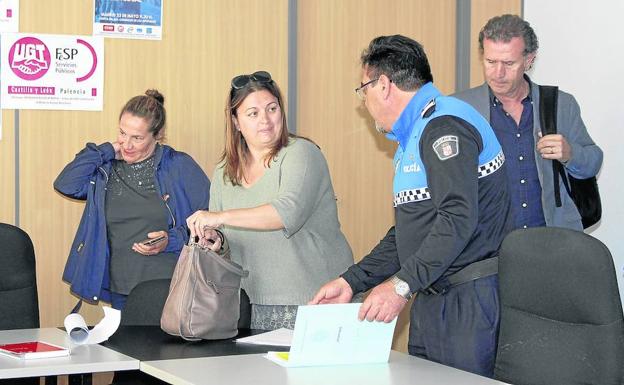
(341, 82, 513, 377)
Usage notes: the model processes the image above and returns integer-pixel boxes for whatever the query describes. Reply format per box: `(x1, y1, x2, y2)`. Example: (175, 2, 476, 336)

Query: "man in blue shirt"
(454, 14, 602, 230)
(311, 35, 512, 377)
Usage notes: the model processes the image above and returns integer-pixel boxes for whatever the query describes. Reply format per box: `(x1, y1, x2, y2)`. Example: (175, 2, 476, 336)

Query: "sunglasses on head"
(231, 71, 272, 90)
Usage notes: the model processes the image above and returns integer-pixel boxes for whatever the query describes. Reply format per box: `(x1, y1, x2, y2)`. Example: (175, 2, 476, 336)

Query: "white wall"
(525, 1, 624, 305)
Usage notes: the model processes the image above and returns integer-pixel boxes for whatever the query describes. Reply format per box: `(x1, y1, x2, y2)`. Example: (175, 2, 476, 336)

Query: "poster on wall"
(93, 0, 163, 40)
(0, 0, 19, 139)
(0, 0, 18, 33)
(0, 33, 104, 111)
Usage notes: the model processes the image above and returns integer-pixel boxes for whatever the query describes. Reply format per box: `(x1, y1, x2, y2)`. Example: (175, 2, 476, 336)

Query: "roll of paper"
(63, 307, 121, 345)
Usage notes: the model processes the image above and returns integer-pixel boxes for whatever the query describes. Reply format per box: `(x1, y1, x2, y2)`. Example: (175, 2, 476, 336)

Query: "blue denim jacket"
(54, 143, 210, 303)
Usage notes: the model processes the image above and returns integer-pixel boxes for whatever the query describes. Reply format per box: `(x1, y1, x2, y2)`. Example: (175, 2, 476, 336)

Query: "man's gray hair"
(479, 14, 539, 56)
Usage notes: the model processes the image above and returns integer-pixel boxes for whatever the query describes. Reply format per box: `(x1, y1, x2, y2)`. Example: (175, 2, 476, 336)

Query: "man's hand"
(358, 280, 408, 323)
(537, 133, 571, 163)
(308, 277, 354, 305)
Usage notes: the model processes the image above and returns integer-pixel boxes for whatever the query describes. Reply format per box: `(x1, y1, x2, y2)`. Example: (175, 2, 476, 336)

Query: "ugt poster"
(0, 33, 104, 111)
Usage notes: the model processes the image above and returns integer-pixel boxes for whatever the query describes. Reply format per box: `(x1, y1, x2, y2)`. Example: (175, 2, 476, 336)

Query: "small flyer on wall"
(0, 33, 104, 111)
(93, 0, 163, 40)
(0, 0, 19, 140)
(0, 0, 18, 33)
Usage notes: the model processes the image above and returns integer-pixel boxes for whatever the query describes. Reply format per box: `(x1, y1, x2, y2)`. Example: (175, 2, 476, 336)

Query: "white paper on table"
(235, 328, 293, 347)
(264, 304, 397, 368)
(63, 306, 121, 345)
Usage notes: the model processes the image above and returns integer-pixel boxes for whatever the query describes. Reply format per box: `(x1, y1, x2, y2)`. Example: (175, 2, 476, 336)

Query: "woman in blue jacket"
(54, 89, 210, 310)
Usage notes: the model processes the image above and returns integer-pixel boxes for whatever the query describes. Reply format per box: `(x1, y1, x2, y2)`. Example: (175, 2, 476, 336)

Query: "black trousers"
(408, 275, 499, 378)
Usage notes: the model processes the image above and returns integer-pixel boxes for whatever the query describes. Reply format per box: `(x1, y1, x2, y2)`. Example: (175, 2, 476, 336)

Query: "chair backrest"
(121, 279, 171, 326)
(121, 279, 252, 329)
(0, 223, 40, 330)
(238, 289, 251, 329)
(495, 227, 624, 385)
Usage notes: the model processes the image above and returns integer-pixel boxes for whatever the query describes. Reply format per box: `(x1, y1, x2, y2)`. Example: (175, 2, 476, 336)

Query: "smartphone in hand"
(141, 235, 166, 246)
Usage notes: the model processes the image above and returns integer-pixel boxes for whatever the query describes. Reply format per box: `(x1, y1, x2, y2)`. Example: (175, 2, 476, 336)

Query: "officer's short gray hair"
(478, 14, 539, 56)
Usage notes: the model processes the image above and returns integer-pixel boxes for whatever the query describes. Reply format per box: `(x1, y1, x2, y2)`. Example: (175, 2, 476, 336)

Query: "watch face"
(392, 278, 411, 298)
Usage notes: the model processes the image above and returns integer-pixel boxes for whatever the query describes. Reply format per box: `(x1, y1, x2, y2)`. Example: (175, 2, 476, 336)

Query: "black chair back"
(0, 223, 40, 330)
(121, 279, 171, 326)
(238, 289, 251, 329)
(121, 278, 252, 329)
(495, 227, 624, 385)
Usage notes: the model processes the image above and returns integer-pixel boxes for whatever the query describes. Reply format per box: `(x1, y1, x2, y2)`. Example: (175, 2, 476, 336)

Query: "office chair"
(0, 223, 40, 330)
(495, 227, 624, 385)
(121, 278, 252, 328)
(238, 289, 251, 329)
(114, 280, 250, 385)
(121, 279, 171, 326)
(0, 223, 42, 385)
(110, 279, 172, 385)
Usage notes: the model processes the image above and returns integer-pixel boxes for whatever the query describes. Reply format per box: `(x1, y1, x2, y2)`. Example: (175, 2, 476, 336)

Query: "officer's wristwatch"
(390, 276, 412, 300)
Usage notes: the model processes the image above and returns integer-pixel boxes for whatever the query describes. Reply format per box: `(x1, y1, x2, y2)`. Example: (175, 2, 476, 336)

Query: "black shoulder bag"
(539, 85, 601, 229)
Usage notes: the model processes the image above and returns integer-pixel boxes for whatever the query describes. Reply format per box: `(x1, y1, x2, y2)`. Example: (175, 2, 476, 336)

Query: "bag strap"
(189, 229, 228, 256)
(539, 85, 571, 207)
(188, 237, 248, 277)
(70, 299, 82, 314)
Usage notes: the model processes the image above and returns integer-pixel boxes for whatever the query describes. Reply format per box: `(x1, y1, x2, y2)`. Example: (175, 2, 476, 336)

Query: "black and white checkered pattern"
(394, 151, 505, 207)
(394, 188, 431, 207)
(478, 151, 505, 179)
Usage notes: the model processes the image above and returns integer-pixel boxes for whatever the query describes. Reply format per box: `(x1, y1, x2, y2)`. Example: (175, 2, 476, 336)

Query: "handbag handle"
(189, 229, 227, 256)
(187, 235, 248, 278)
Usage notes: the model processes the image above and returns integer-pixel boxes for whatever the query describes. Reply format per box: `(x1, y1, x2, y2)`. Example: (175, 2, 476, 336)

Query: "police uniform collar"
(387, 82, 441, 150)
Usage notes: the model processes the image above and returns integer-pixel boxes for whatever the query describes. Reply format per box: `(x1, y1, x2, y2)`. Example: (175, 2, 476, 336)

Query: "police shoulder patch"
(432, 135, 459, 161)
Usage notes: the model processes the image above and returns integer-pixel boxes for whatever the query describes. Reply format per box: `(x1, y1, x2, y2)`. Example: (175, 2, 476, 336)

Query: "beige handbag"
(160, 239, 248, 340)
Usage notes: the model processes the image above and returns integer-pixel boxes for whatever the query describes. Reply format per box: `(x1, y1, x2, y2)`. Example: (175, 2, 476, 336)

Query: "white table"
(0, 328, 138, 379)
(141, 351, 509, 385)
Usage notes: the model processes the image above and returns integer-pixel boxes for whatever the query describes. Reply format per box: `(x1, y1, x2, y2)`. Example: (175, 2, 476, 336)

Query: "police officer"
(310, 35, 513, 377)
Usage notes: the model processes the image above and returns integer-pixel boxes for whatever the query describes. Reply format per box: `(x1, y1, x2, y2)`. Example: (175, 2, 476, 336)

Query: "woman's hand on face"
(111, 141, 123, 160)
(186, 210, 224, 239)
(132, 230, 168, 256)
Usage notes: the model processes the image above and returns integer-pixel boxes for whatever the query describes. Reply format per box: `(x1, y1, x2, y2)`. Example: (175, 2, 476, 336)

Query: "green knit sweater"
(210, 138, 353, 305)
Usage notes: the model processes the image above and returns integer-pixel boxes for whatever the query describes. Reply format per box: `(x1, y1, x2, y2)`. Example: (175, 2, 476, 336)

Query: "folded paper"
(265, 303, 397, 367)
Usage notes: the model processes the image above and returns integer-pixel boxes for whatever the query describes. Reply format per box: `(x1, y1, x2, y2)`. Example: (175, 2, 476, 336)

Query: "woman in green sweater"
(187, 71, 353, 330)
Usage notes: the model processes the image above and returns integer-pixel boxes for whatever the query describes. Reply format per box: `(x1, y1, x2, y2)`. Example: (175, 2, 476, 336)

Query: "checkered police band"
(393, 150, 505, 207)
(478, 150, 505, 179)
(394, 187, 431, 207)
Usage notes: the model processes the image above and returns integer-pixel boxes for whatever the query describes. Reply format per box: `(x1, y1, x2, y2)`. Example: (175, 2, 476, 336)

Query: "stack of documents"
(261, 303, 397, 367)
(236, 328, 293, 347)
